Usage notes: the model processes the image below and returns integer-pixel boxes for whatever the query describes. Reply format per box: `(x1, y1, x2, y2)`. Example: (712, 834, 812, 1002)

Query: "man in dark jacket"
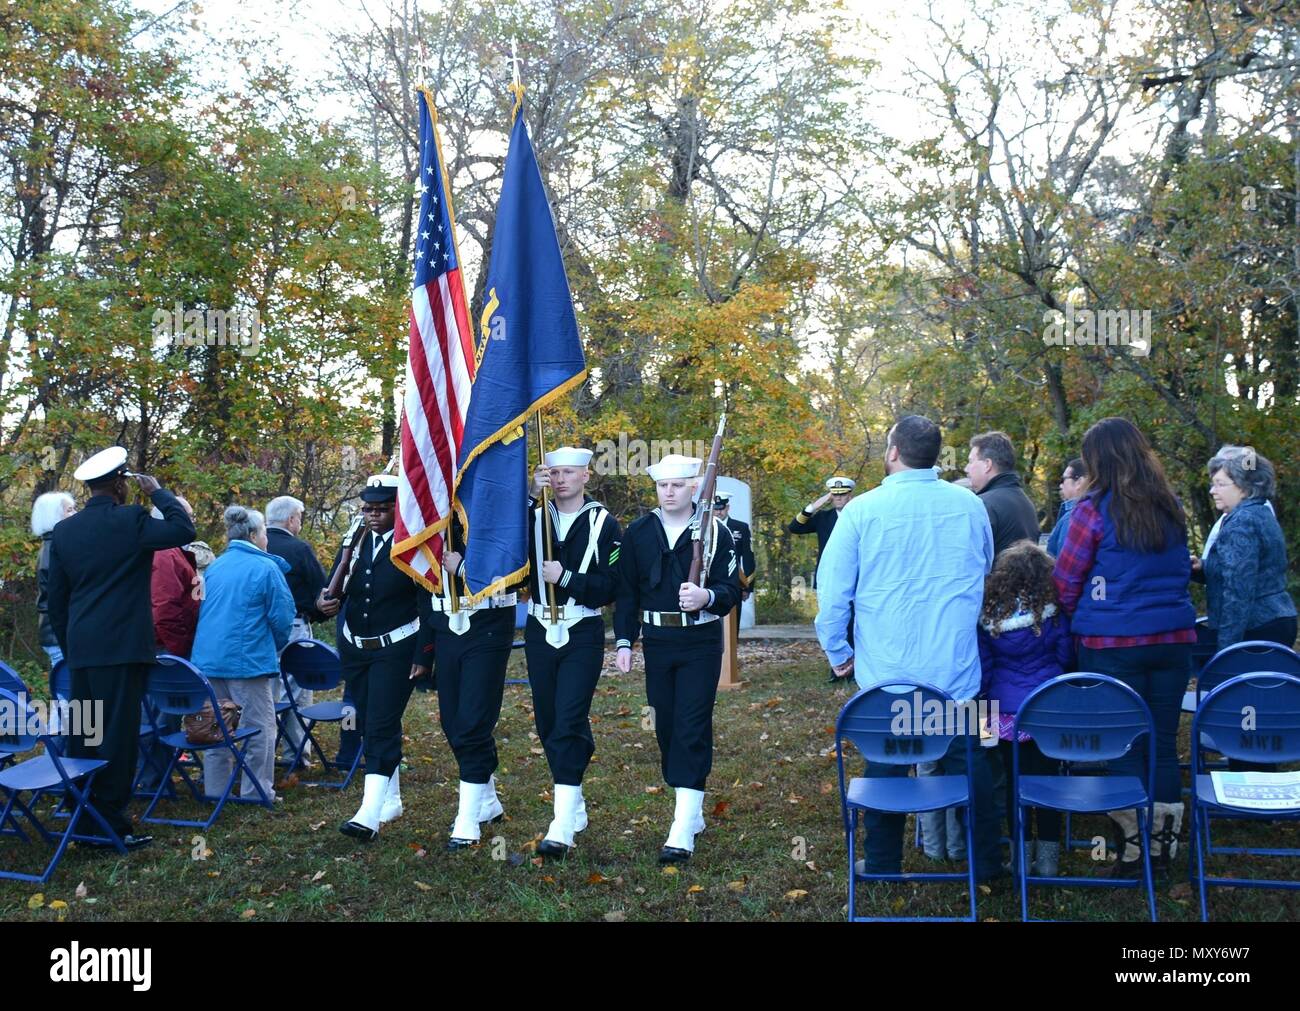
(265, 495, 330, 770)
(47, 447, 196, 848)
(965, 432, 1040, 557)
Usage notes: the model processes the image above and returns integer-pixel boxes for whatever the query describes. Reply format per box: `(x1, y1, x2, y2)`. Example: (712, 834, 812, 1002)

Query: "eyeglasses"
(361, 505, 393, 514)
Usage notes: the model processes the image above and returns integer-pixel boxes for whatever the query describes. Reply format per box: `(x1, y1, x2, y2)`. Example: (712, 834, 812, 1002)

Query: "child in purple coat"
(978, 541, 1073, 876)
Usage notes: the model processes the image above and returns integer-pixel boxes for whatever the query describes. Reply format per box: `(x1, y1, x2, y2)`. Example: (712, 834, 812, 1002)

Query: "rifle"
(323, 514, 367, 602)
(687, 413, 727, 589)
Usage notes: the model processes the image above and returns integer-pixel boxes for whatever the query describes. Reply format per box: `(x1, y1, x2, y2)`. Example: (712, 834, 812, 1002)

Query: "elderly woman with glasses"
(1191, 446, 1296, 652)
(31, 492, 78, 670)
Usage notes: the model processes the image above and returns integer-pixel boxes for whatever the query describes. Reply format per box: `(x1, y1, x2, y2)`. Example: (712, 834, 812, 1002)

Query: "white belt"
(426, 591, 517, 613)
(640, 609, 719, 627)
(528, 601, 601, 622)
(342, 617, 420, 651)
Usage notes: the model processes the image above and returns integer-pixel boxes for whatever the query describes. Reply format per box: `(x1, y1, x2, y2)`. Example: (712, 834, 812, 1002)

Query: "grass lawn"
(2, 641, 1298, 922)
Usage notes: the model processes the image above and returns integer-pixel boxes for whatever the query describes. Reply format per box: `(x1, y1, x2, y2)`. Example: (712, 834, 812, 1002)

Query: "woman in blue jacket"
(1192, 447, 1296, 651)
(191, 506, 295, 801)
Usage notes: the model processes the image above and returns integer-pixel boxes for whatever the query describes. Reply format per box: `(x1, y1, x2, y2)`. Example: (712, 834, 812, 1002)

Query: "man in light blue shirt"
(814, 415, 1001, 880)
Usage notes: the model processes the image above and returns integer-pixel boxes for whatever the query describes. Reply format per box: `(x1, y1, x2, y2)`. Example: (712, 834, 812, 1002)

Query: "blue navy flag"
(452, 105, 587, 600)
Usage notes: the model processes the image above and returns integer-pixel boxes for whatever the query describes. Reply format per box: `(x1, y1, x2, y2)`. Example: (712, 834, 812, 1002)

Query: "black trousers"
(70, 663, 147, 838)
(525, 615, 604, 785)
(433, 606, 514, 783)
(643, 623, 722, 791)
(998, 739, 1061, 843)
(340, 638, 417, 778)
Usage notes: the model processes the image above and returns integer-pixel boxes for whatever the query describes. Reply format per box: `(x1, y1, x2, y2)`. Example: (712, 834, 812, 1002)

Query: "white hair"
(31, 492, 75, 535)
(266, 495, 304, 526)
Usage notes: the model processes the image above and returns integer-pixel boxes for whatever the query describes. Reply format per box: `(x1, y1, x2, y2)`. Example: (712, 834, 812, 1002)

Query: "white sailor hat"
(544, 446, 593, 468)
(826, 476, 856, 493)
(73, 446, 130, 484)
(360, 473, 400, 502)
(646, 454, 702, 481)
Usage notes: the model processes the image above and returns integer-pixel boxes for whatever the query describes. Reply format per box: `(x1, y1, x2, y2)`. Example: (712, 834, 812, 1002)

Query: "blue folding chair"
(1189, 671, 1300, 921)
(1182, 640, 1300, 716)
(0, 687, 127, 882)
(139, 655, 274, 829)
(275, 639, 362, 789)
(836, 682, 978, 922)
(1012, 673, 1158, 922)
(0, 662, 28, 773)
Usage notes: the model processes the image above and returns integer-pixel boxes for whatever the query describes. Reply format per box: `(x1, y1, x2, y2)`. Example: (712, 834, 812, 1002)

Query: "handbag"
(183, 698, 242, 745)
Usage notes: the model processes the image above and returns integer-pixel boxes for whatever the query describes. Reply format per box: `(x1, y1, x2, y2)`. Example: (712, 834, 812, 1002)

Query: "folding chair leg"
(1138, 807, 1158, 922)
(1017, 803, 1030, 923)
(1194, 804, 1211, 922)
(965, 802, 978, 922)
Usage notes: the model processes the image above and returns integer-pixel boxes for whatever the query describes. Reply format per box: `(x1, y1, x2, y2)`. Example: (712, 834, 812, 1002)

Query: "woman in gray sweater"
(1192, 447, 1296, 650)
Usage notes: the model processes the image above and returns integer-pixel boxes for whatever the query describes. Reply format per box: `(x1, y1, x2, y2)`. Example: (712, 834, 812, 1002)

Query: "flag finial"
(508, 36, 525, 124)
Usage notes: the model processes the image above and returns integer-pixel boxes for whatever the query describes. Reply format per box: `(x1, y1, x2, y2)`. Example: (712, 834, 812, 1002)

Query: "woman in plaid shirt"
(1052, 418, 1196, 876)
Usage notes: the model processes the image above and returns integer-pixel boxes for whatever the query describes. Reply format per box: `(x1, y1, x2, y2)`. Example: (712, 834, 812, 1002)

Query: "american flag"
(392, 88, 475, 593)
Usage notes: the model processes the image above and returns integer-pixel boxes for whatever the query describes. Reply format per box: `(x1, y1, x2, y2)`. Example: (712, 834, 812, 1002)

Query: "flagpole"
(534, 414, 560, 625)
(508, 36, 525, 124)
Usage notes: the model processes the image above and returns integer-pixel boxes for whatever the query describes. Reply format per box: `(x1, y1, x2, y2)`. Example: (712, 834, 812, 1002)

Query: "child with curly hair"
(979, 541, 1073, 876)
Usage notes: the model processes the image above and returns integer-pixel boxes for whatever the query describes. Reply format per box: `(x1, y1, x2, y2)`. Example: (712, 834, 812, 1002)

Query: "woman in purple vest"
(1053, 418, 1196, 876)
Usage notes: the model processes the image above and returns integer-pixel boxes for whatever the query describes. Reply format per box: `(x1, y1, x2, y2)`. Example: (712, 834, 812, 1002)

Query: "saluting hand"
(809, 493, 832, 513)
(134, 473, 161, 495)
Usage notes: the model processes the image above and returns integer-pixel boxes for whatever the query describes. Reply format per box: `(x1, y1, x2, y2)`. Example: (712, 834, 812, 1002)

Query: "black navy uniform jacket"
(267, 526, 330, 621)
(527, 495, 622, 609)
(724, 517, 756, 590)
(613, 511, 741, 648)
(47, 488, 196, 668)
(332, 532, 421, 653)
(786, 507, 839, 562)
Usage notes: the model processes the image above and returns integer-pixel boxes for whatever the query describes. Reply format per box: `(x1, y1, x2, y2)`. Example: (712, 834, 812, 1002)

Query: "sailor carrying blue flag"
(427, 96, 588, 851)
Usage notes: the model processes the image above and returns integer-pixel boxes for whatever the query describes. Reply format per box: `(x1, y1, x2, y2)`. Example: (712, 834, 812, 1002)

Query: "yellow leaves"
(784, 889, 809, 902)
(686, 884, 704, 895)
(414, 881, 434, 892)
(27, 893, 45, 910)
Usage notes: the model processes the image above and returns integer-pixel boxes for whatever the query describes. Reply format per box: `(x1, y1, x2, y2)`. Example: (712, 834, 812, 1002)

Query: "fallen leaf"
(661, 865, 678, 876)
(27, 894, 44, 910)
(542, 875, 556, 885)
(645, 785, 663, 794)
(978, 885, 992, 896)
(309, 821, 326, 831)
(603, 910, 626, 922)
(712, 801, 730, 817)
(83, 898, 98, 905)
(240, 908, 256, 919)
(414, 881, 433, 892)
(49, 899, 68, 909)
(531, 857, 544, 867)
(727, 880, 747, 893)
(414, 849, 427, 858)
(530, 747, 544, 755)
(687, 884, 704, 894)
(784, 889, 808, 902)
(1169, 882, 1192, 901)
(587, 873, 606, 885)
(74, 882, 88, 900)
(311, 871, 326, 882)
(805, 861, 818, 872)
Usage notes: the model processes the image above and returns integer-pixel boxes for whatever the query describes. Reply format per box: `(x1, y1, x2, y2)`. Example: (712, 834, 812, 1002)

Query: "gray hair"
(265, 495, 304, 526)
(31, 492, 75, 535)
(1208, 444, 1275, 501)
(224, 505, 266, 542)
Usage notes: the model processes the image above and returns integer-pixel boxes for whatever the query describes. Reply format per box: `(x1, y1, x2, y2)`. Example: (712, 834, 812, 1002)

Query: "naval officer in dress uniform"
(526, 447, 622, 858)
(319, 474, 428, 842)
(418, 515, 520, 851)
(786, 475, 856, 573)
(613, 454, 741, 864)
(46, 446, 196, 848)
(715, 492, 756, 601)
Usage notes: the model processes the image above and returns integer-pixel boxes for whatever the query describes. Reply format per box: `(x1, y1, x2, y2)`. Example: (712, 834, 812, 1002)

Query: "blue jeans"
(42, 644, 63, 668)
(1078, 642, 1191, 802)
(861, 733, 1002, 880)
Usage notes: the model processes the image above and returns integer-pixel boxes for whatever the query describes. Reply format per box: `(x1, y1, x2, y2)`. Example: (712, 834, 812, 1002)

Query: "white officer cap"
(73, 446, 129, 484)
(544, 446, 593, 468)
(360, 473, 400, 502)
(646, 454, 702, 481)
(826, 476, 856, 493)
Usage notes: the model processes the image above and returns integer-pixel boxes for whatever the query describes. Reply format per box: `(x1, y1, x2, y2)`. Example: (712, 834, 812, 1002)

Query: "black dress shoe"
(80, 833, 153, 851)
(339, 820, 378, 842)
(658, 845, 692, 865)
(446, 836, 478, 852)
(537, 838, 570, 859)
